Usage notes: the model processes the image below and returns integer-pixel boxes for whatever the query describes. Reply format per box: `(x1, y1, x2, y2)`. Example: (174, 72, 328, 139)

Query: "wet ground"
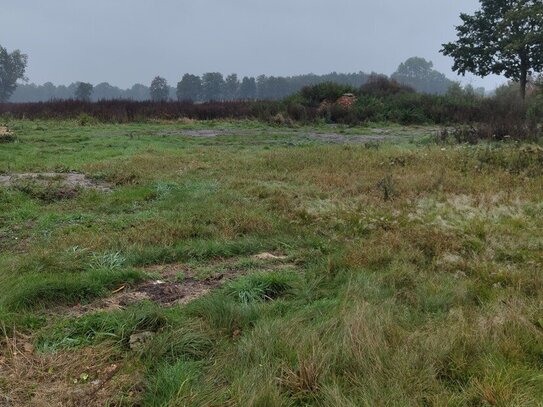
(153, 126, 439, 144)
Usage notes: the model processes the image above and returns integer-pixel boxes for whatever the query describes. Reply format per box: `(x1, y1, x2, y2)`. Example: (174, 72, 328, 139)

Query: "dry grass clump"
(176, 117, 196, 125)
(0, 334, 141, 406)
(211, 289, 542, 406)
(279, 355, 323, 401)
(0, 126, 15, 143)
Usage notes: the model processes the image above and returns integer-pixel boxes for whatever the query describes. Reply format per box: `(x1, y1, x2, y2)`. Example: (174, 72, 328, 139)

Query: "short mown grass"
(0, 119, 542, 406)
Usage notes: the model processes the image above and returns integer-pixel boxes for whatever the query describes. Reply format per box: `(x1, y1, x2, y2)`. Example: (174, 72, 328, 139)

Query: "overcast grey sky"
(1, 0, 505, 90)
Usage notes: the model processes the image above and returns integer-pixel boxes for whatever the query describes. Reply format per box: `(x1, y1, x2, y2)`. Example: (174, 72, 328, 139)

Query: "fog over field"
(1, 1, 542, 405)
(2, 0, 504, 89)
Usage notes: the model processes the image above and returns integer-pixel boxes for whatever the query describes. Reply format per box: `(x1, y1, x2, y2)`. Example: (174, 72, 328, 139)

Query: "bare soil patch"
(70, 254, 292, 316)
(153, 126, 436, 144)
(70, 267, 228, 316)
(156, 129, 226, 138)
(0, 173, 112, 192)
(304, 127, 439, 144)
(305, 132, 388, 144)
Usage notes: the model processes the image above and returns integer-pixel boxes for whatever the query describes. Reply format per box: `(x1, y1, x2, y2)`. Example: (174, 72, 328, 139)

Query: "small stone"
(104, 364, 118, 374)
(443, 253, 463, 264)
(454, 271, 467, 279)
(129, 331, 155, 350)
(254, 252, 287, 261)
(22, 343, 34, 355)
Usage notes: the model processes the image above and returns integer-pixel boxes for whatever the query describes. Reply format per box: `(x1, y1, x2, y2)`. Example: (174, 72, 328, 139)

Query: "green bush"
(299, 82, 357, 107)
(292, 82, 485, 125)
(527, 92, 543, 126)
(360, 74, 414, 97)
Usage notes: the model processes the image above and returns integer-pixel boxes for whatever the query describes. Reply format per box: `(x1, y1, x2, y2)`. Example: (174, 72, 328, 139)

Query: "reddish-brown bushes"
(0, 100, 260, 122)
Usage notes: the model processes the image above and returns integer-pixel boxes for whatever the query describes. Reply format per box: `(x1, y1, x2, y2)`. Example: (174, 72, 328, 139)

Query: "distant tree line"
(7, 57, 482, 103)
(9, 72, 375, 103)
(9, 82, 153, 103)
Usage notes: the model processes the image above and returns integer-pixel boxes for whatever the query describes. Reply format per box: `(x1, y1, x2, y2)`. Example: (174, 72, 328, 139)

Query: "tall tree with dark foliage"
(239, 77, 257, 100)
(0, 45, 28, 102)
(392, 57, 454, 95)
(202, 73, 225, 101)
(224, 74, 240, 100)
(442, 0, 543, 99)
(74, 82, 93, 102)
(176, 74, 202, 102)
(150, 76, 169, 102)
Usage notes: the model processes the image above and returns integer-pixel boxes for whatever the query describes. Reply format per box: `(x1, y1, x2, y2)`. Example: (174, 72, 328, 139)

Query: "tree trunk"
(520, 68, 527, 100)
(519, 55, 528, 100)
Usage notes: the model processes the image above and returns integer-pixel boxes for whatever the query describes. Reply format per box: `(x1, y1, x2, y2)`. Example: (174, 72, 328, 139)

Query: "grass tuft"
(223, 271, 297, 304)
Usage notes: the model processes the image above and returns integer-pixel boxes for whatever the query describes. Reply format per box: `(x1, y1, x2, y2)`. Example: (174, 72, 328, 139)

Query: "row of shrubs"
(0, 94, 523, 126)
(0, 95, 497, 126)
(0, 100, 280, 122)
(1, 78, 541, 140)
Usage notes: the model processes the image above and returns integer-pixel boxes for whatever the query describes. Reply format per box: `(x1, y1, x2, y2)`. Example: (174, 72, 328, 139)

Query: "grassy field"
(0, 119, 542, 406)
